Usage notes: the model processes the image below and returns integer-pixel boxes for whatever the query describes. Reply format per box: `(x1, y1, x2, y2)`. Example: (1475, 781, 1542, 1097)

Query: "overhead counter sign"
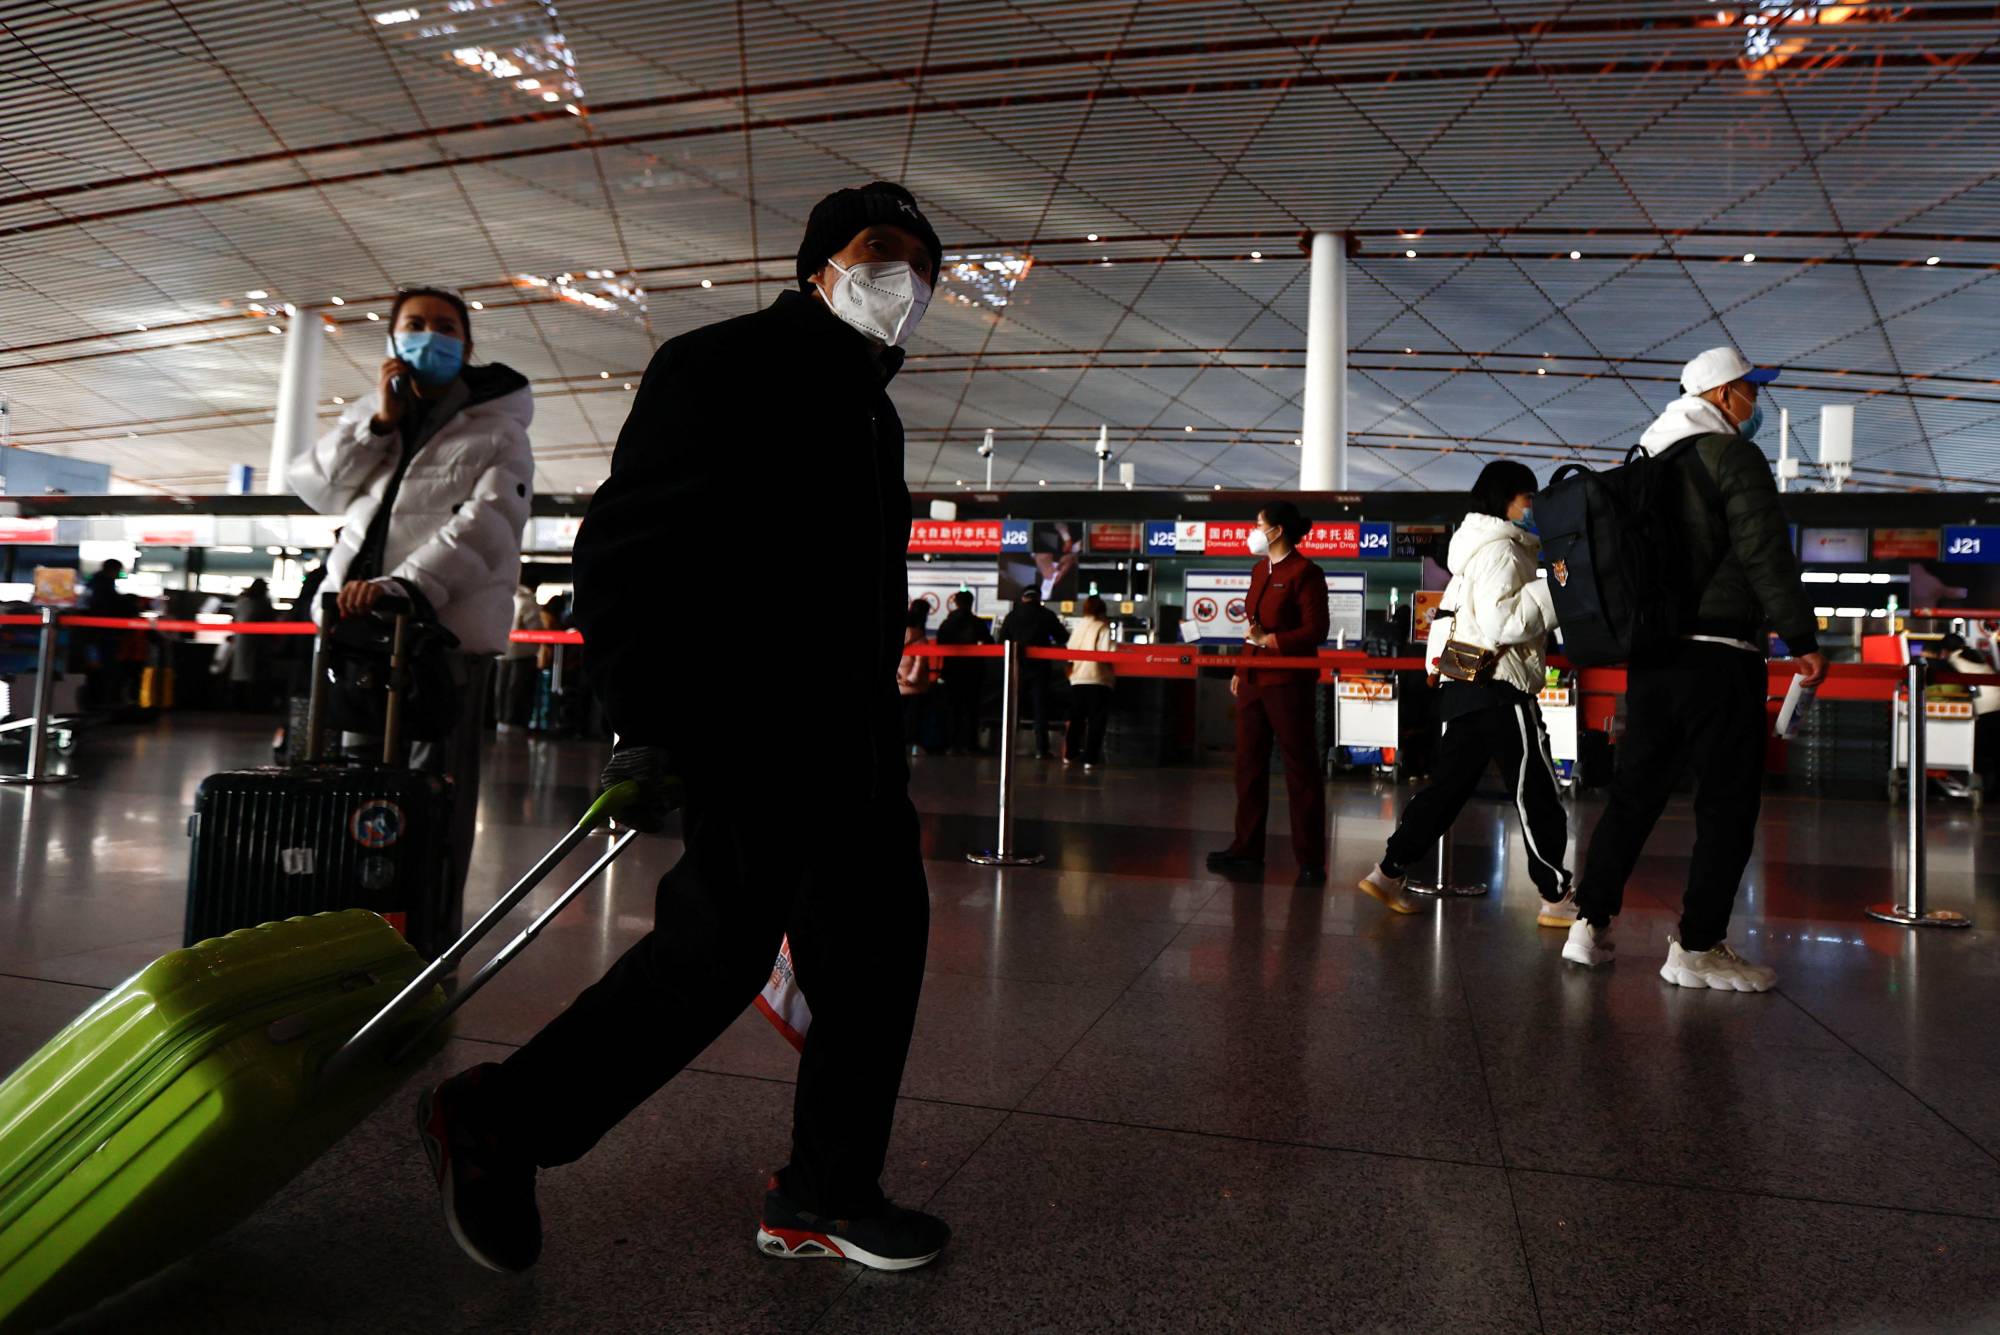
(907, 519, 1031, 555)
(1943, 527, 2000, 564)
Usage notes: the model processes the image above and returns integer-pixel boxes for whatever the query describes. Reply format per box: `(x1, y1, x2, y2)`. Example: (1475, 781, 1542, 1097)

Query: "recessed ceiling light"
(127, 431, 137, 438)
(246, 289, 267, 299)
(135, 323, 147, 332)
(267, 325, 282, 334)
(599, 370, 610, 379)
(1250, 250, 1262, 260)
(565, 104, 581, 116)
(330, 296, 345, 305)
(700, 279, 713, 289)
(1038, 479, 1048, 486)
(1926, 256, 1941, 266)
(1742, 252, 1757, 263)
(333, 396, 345, 404)
(366, 312, 380, 321)
(1404, 249, 1417, 259)
(1569, 250, 1581, 260)
(470, 300, 484, 310)
(282, 303, 296, 316)
(1185, 425, 1194, 433)
(623, 382, 633, 390)
(1086, 233, 1099, 241)
(1537, 367, 1547, 375)
(1403, 347, 1413, 354)
(541, 90, 560, 102)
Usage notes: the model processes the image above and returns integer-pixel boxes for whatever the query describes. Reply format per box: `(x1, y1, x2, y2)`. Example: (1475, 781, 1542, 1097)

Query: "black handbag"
(323, 588, 464, 743)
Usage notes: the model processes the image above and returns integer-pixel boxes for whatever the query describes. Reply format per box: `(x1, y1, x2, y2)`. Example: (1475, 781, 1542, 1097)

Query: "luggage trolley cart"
(1891, 692, 1981, 807)
(1539, 676, 1580, 789)
(1332, 670, 1403, 782)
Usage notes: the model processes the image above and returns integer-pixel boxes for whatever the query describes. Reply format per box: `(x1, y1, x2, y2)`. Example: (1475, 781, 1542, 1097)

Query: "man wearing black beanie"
(416, 184, 951, 1275)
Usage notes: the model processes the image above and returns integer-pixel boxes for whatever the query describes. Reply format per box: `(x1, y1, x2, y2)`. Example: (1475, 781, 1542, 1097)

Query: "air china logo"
(1551, 560, 1570, 588)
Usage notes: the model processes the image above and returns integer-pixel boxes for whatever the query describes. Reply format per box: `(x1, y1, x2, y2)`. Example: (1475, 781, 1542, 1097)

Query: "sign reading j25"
(1943, 527, 2000, 564)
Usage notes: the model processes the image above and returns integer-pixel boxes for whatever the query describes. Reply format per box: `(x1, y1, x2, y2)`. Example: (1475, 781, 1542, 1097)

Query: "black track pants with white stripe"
(1382, 687, 1572, 899)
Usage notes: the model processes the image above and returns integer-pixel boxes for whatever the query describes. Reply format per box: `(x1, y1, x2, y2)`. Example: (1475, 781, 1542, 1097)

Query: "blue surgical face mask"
(1738, 402, 1764, 441)
(389, 330, 465, 387)
(1514, 507, 1536, 533)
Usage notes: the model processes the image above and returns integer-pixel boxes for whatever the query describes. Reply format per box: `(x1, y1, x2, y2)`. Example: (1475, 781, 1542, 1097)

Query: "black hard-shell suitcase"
(185, 595, 459, 958)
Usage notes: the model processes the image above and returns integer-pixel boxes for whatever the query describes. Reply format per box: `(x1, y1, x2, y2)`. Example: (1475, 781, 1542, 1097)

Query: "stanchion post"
(968, 641, 1043, 867)
(0, 607, 78, 787)
(1870, 657, 1971, 928)
(1402, 827, 1488, 898)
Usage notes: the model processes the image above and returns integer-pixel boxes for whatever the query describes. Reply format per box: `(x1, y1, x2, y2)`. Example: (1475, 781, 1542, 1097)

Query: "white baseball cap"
(1680, 346, 1780, 396)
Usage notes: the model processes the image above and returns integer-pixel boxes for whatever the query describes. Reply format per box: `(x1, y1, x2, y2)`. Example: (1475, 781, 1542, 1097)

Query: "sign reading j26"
(1942, 527, 2000, 564)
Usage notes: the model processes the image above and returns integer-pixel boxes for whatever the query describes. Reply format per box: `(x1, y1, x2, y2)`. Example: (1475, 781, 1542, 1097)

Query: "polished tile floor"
(4, 716, 1999, 1333)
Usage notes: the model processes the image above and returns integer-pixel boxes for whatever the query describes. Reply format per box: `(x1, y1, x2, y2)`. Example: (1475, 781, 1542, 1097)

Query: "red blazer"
(1234, 550, 1330, 690)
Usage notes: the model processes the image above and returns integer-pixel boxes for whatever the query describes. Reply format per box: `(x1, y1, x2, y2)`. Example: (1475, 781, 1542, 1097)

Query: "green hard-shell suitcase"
(0, 784, 642, 1333)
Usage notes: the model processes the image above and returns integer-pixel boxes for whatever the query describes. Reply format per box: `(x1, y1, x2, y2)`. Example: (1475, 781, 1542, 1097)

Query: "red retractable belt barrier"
(3, 614, 1988, 696)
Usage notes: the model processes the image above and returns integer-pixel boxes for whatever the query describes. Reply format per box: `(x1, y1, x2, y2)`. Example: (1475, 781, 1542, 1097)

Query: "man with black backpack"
(1561, 347, 1826, 990)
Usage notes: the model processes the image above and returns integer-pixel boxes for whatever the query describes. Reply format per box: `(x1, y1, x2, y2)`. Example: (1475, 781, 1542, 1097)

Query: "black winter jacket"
(1669, 431, 1819, 656)
(571, 290, 912, 788)
(1000, 603, 1067, 676)
(935, 608, 992, 680)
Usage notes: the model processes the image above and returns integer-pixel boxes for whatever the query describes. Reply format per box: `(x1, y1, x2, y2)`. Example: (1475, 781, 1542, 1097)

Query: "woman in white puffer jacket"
(1357, 461, 1576, 923)
(290, 286, 534, 896)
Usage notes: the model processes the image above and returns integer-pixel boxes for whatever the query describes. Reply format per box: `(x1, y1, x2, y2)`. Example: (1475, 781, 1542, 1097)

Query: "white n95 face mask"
(1246, 527, 1272, 558)
(820, 257, 932, 347)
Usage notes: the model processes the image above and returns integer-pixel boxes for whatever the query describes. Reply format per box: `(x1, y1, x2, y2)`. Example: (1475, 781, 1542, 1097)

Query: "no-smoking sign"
(1225, 598, 1248, 624)
(1192, 596, 1220, 622)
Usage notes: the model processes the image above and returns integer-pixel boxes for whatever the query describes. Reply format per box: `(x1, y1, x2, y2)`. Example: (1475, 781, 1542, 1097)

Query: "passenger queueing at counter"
(1000, 586, 1067, 757)
(1564, 347, 1827, 990)
(415, 183, 951, 1273)
(1207, 501, 1332, 882)
(935, 590, 993, 754)
(1359, 462, 1570, 919)
(290, 286, 535, 903)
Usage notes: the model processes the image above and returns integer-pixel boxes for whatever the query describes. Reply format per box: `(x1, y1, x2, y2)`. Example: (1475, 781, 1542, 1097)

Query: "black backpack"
(1537, 436, 1722, 667)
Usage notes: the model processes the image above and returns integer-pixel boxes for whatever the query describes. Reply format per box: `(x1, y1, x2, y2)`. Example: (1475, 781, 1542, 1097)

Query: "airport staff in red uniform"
(1208, 500, 1331, 882)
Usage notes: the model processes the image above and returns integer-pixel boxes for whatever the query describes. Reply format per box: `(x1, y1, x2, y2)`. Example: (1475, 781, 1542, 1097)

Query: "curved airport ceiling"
(2, 1, 1996, 496)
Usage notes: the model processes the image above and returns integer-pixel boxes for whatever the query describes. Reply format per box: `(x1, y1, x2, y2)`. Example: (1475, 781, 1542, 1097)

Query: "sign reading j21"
(1942, 527, 2000, 564)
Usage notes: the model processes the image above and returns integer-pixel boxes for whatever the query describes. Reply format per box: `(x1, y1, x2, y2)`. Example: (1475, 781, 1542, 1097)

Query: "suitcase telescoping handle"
(321, 780, 649, 1087)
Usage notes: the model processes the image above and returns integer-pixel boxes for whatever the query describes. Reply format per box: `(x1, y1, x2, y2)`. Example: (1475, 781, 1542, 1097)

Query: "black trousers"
(1384, 687, 1570, 899)
(1065, 683, 1111, 764)
(1975, 711, 2000, 795)
(942, 671, 983, 752)
(494, 778, 930, 1216)
(1021, 668, 1054, 754)
(1577, 641, 1766, 951)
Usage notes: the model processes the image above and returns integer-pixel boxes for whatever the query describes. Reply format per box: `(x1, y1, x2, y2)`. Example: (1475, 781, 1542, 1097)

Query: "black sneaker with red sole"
(756, 1177, 950, 1271)
(415, 1063, 542, 1273)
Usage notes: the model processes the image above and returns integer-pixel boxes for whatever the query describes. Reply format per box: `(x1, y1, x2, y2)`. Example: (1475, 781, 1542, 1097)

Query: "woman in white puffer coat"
(290, 286, 534, 896)
(1357, 461, 1576, 923)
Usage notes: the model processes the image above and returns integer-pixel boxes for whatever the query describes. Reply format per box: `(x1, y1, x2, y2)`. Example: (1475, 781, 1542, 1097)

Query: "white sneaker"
(1537, 890, 1579, 929)
(1562, 917, 1615, 967)
(1358, 864, 1424, 916)
(1659, 938, 1776, 993)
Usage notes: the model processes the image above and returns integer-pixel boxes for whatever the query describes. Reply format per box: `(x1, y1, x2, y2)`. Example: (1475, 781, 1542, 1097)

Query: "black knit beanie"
(795, 182, 944, 290)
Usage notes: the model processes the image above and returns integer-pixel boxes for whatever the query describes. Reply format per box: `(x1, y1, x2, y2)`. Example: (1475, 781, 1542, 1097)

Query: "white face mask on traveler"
(1246, 526, 1273, 557)
(818, 257, 932, 347)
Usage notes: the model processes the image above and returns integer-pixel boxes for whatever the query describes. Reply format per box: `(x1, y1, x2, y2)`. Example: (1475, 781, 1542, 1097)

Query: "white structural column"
(1300, 230, 1348, 492)
(268, 308, 322, 494)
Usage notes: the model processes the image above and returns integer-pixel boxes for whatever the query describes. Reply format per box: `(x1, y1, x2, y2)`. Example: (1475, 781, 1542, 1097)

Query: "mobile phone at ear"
(383, 334, 404, 398)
